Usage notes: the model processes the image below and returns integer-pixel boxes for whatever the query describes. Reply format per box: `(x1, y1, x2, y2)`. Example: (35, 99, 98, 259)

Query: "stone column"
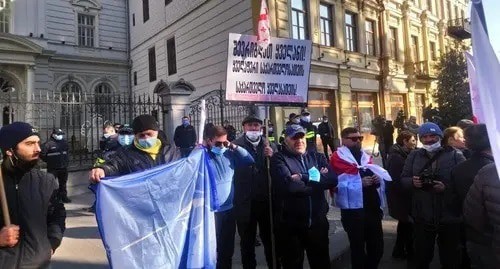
(338, 68, 353, 129)
(25, 65, 35, 123)
(155, 79, 195, 144)
(437, 20, 446, 57)
(420, 11, 430, 73)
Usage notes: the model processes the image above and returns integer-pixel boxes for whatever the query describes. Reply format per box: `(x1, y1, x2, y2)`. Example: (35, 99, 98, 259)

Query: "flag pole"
(0, 168, 11, 226)
(264, 105, 277, 269)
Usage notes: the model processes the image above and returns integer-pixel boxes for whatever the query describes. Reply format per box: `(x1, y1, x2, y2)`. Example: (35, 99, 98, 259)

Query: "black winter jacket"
(99, 135, 120, 153)
(40, 138, 69, 170)
(271, 147, 337, 228)
(318, 122, 334, 139)
(300, 120, 318, 153)
(233, 136, 277, 222)
(401, 147, 465, 225)
(98, 143, 179, 176)
(173, 125, 197, 148)
(463, 163, 500, 262)
(386, 144, 413, 221)
(0, 165, 66, 269)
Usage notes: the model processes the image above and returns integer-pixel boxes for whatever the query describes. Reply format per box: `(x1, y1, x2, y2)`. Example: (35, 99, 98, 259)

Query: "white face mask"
(422, 140, 441, 152)
(292, 118, 300, 124)
(245, 131, 262, 141)
(301, 115, 311, 122)
(53, 135, 63, 141)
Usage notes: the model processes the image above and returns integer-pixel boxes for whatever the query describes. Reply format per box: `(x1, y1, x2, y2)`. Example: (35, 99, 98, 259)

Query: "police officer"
(41, 128, 71, 203)
(299, 108, 318, 153)
(173, 116, 197, 157)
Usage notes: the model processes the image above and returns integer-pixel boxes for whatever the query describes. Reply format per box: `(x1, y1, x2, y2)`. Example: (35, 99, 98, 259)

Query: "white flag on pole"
(257, 0, 270, 48)
(464, 52, 484, 123)
(471, 0, 500, 178)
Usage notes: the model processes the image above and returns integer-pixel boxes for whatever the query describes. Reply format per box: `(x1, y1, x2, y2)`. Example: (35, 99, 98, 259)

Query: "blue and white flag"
(471, 0, 500, 178)
(95, 149, 217, 268)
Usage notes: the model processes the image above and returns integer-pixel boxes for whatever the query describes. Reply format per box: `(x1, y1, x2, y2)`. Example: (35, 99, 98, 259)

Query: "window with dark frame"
(77, 14, 95, 47)
(0, 0, 11, 33)
(429, 41, 437, 61)
(319, 3, 333, 47)
(148, 47, 156, 82)
(345, 12, 358, 52)
(291, 0, 308, 40)
(143, 0, 149, 22)
(133, 71, 137, 86)
(365, 20, 375, 56)
(167, 37, 177, 75)
(389, 27, 398, 60)
(411, 35, 419, 62)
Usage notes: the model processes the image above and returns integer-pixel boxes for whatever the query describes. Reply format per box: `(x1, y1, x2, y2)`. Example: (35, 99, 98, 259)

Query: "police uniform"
(41, 128, 70, 203)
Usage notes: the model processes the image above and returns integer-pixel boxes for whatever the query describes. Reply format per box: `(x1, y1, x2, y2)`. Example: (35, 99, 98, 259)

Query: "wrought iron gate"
(188, 89, 254, 135)
(0, 91, 161, 169)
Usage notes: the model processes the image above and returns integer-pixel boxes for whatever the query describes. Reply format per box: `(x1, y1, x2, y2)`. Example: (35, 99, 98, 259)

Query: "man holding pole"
(0, 122, 66, 268)
(233, 115, 277, 268)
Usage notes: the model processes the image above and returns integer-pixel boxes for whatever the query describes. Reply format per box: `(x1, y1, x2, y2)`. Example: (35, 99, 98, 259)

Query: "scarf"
(330, 146, 391, 209)
(134, 138, 162, 160)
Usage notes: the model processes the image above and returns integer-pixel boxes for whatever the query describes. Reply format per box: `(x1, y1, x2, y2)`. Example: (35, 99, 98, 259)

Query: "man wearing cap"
(271, 124, 337, 268)
(0, 122, 66, 268)
(233, 115, 277, 268)
(299, 108, 318, 153)
(173, 116, 197, 158)
(89, 114, 179, 182)
(401, 122, 465, 268)
(41, 128, 71, 203)
(279, 113, 300, 146)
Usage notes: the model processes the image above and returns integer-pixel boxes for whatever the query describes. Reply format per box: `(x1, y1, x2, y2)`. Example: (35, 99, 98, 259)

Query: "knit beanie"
(131, 115, 159, 134)
(0, 122, 39, 150)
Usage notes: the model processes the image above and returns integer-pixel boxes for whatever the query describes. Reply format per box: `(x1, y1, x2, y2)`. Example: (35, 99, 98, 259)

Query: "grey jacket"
(401, 147, 465, 225)
(463, 163, 500, 263)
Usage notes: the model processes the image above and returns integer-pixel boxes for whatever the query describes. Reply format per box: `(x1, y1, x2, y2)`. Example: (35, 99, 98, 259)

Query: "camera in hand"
(360, 168, 380, 188)
(419, 169, 438, 190)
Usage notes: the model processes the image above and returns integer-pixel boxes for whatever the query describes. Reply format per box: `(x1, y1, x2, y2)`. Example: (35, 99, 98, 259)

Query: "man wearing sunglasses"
(331, 127, 391, 269)
(203, 125, 255, 269)
(271, 124, 338, 268)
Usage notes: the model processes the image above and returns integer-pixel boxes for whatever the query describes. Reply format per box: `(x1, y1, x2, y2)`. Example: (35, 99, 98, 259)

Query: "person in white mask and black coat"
(41, 128, 71, 203)
(299, 108, 318, 153)
(233, 115, 278, 268)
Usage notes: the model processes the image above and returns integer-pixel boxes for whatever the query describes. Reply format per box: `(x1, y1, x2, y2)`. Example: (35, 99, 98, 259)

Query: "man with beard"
(331, 127, 390, 269)
(233, 115, 277, 268)
(401, 122, 465, 268)
(0, 122, 66, 268)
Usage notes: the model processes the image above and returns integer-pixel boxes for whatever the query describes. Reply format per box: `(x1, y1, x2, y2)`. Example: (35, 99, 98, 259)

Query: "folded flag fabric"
(95, 148, 217, 269)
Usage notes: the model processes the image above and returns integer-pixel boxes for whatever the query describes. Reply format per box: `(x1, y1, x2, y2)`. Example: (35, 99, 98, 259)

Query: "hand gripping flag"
(96, 149, 218, 269)
(257, 0, 271, 48)
(471, 0, 500, 179)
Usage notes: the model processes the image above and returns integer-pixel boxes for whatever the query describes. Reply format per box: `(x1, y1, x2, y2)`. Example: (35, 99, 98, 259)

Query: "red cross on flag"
(257, 0, 270, 48)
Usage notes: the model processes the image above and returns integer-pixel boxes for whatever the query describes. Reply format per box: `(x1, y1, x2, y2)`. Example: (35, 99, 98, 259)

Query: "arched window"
(94, 83, 112, 120)
(60, 82, 82, 129)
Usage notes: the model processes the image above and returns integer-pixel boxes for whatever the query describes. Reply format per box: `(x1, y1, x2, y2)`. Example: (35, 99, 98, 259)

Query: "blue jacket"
(206, 145, 255, 212)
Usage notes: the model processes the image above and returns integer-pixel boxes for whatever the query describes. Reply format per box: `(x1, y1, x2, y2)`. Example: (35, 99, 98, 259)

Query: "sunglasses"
(214, 141, 230, 147)
(345, 136, 364, 142)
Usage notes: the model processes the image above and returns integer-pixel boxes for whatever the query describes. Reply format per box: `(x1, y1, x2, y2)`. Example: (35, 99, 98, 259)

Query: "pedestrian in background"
(0, 122, 66, 268)
(401, 122, 465, 269)
(100, 122, 119, 153)
(451, 124, 493, 269)
(173, 116, 197, 157)
(332, 127, 388, 269)
(272, 124, 337, 268)
(385, 131, 417, 260)
(203, 125, 255, 269)
(233, 115, 277, 268)
(443, 126, 469, 158)
(41, 128, 71, 203)
(223, 120, 237, 142)
(299, 108, 318, 153)
(318, 115, 335, 157)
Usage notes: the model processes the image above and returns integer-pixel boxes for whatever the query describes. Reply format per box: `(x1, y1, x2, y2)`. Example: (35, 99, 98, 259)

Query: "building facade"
(0, 0, 130, 130)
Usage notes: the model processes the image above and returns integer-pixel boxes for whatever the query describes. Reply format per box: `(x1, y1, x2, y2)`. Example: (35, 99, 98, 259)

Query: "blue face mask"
(138, 137, 158, 148)
(182, 120, 190, 126)
(211, 146, 227, 156)
(118, 134, 134, 146)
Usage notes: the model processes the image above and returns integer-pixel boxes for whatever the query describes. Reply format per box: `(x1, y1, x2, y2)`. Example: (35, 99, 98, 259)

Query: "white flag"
(464, 52, 484, 123)
(471, 0, 500, 178)
(257, 0, 270, 48)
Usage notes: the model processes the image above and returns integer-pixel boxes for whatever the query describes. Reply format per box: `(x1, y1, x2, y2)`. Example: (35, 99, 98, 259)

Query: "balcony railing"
(447, 18, 471, 40)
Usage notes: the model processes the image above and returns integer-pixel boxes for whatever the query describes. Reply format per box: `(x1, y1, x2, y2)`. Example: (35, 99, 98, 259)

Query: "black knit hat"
(242, 115, 263, 125)
(131, 115, 159, 134)
(118, 124, 134, 135)
(0, 122, 39, 150)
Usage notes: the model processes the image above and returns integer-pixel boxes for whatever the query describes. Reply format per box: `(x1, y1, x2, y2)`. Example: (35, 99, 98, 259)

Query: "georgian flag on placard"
(257, 0, 271, 48)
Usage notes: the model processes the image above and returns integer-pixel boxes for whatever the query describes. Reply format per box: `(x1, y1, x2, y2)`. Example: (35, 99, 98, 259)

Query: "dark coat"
(98, 143, 179, 176)
(271, 147, 337, 228)
(318, 122, 334, 139)
(385, 144, 413, 221)
(173, 125, 197, 148)
(99, 135, 120, 153)
(300, 120, 318, 152)
(401, 147, 465, 225)
(40, 138, 69, 170)
(0, 166, 66, 269)
(463, 163, 500, 263)
(233, 136, 277, 222)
